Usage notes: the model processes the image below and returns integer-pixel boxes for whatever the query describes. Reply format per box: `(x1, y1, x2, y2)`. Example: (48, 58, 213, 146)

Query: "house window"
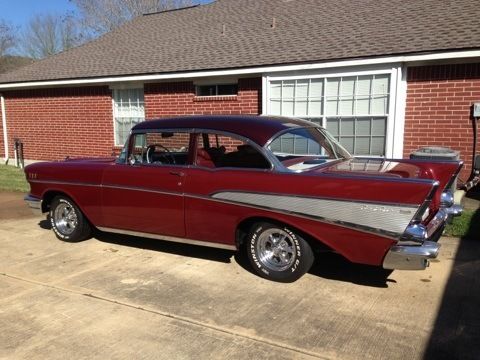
(113, 88, 145, 146)
(268, 75, 390, 156)
(196, 84, 238, 96)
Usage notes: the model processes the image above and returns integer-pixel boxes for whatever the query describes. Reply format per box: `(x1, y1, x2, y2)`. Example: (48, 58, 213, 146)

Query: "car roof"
(132, 115, 317, 146)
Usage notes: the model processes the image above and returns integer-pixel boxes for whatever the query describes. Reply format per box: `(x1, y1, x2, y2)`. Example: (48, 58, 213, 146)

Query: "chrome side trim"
(102, 184, 184, 197)
(426, 209, 449, 238)
(411, 181, 439, 222)
(27, 179, 423, 240)
(29, 179, 100, 187)
(96, 227, 237, 251)
(445, 161, 464, 190)
(210, 189, 420, 208)
(383, 241, 440, 270)
(24, 194, 44, 215)
(31, 178, 422, 210)
(212, 191, 418, 237)
(29, 180, 184, 198)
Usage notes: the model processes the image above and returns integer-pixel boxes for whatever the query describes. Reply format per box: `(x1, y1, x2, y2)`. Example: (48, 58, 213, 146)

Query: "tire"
(246, 222, 314, 283)
(49, 195, 92, 242)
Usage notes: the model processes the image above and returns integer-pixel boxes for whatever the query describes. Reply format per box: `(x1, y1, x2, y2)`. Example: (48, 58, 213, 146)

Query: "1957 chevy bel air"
(24, 115, 463, 282)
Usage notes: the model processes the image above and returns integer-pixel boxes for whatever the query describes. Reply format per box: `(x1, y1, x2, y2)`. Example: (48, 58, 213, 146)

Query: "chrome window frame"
(123, 127, 279, 172)
(190, 129, 277, 172)
(263, 125, 353, 172)
(125, 128, 194, 169)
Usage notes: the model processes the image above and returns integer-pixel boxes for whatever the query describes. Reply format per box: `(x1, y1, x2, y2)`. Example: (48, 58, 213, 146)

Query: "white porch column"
(1, 94, 8, 163)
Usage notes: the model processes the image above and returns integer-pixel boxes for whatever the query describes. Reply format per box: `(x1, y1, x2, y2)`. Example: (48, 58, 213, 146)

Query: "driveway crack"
(1, 272, 328, 360)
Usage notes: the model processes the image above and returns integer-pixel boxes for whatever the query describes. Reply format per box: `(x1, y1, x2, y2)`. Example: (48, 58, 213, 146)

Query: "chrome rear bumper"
(24, 195, 43, 215)
(383, 201, 462, 270)
(383, 241, 440, 270)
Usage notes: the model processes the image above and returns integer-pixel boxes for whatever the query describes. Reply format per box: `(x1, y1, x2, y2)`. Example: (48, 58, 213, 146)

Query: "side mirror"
(128, 154, 136, 166)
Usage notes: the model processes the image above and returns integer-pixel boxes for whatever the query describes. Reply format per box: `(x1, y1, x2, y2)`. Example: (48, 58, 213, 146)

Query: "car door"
(184, 131, 275, 245)
(100, 130, 193, 238)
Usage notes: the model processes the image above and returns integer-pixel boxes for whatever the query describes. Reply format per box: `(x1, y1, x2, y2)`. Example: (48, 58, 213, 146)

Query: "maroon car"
(24, 115, 463, 282)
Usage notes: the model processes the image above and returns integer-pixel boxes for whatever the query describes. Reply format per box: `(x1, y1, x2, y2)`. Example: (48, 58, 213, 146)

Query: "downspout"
(0, 94, 8, 164)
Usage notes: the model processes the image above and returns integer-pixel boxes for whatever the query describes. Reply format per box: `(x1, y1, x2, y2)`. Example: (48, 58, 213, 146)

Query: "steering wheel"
(146, 144, 176, 164)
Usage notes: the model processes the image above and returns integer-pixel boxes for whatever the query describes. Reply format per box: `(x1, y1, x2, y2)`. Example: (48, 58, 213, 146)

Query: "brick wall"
(0, 78, 261, 162)
(3, 86, 114, 161)
(405, 63, 480, 182)
(144, 77, 262, 118)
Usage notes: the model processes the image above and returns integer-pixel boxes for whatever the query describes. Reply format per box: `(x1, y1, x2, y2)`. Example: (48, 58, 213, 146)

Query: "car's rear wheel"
(50, 195, 91, 242)
(246, 222, 314, 282)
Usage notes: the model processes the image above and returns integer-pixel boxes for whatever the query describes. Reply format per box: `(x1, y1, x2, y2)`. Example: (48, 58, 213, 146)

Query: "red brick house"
(0, 0, 479, 181)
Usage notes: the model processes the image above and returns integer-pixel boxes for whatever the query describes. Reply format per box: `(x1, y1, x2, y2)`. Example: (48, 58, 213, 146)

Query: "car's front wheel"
(49, 195, 91, 242)
(246, 222, 314, 282)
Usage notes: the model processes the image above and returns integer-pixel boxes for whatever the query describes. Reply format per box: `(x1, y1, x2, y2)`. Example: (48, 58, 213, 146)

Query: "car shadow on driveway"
(40, 219, 393, 287)
(308, 252, 394, 288)
(39, 219, 234, 264)
(423, 207, 480, 360)
(233, 248, 394, 288)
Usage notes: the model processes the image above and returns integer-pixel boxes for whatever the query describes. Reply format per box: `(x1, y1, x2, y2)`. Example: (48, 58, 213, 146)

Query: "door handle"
(169, 171, 185, 177)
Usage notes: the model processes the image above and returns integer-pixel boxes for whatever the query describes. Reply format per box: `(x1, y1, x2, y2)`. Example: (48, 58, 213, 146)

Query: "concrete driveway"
(1, 191, 479, 360)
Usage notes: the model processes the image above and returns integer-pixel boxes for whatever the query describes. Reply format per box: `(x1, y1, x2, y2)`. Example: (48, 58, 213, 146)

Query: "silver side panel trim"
(212, 191, 418, 236)
(97, 227, 237, 251)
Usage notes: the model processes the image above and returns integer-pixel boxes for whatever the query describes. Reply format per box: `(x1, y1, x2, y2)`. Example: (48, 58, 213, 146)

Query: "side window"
(130, 131, 190, 165)
(195, 133, 270, 169)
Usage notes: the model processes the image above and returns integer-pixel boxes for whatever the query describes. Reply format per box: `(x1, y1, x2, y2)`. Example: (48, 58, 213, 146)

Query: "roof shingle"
(1, 0, 479, 84)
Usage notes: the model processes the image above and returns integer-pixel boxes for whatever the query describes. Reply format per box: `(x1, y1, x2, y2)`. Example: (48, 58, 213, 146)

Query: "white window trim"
(263, 64, 406, 158)
(112, 86, 145, 146)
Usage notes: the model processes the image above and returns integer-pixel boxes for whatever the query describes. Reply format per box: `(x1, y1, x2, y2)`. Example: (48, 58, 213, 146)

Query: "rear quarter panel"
(184, 168, 436, 266)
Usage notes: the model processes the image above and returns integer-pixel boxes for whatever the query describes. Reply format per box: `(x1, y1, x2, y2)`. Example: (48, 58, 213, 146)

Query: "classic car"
(24, 115, 463, 282)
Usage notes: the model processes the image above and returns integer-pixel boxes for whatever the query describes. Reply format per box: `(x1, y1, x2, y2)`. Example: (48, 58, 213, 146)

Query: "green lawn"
(0, 164, 29, 192)
(444, 209, 477, 238)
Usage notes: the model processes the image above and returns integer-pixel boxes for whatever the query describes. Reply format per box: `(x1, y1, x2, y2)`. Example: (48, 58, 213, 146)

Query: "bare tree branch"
(19, 14, 83, 59)
(71, 0, 194, 35)
(0, 20, 16, 56)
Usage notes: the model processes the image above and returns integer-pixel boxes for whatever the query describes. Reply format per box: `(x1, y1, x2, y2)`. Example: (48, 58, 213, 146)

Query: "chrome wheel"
(256, 228, 296, 272)
(53, 201, 78, 235)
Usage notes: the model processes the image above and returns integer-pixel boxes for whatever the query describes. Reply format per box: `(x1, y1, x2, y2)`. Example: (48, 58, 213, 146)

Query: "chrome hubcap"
(53, 202, 78, 235)
(256, 228, 296, 271)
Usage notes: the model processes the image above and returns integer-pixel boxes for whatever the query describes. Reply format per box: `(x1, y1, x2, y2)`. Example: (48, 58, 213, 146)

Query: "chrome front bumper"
(24, 195, 43, 215)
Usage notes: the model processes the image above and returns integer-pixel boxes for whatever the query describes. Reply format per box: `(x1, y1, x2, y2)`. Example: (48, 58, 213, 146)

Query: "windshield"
(267, 127, 352, 171)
